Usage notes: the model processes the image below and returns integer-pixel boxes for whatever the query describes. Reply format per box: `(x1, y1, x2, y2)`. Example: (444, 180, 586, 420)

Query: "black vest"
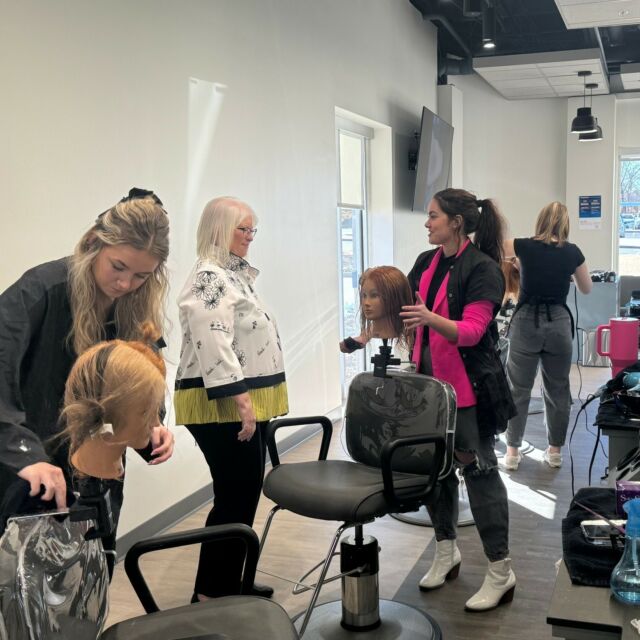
(408, 243, 516, 436)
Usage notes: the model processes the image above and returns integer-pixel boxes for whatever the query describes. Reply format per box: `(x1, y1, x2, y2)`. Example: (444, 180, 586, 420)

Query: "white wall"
(565, 94, 618, 270)
(617, 97, 640, 150)
(1, 0, 438, 536)
(452, 75, 639, 272)
(450, 73, 567, 239)
(437, 84, 464, 188)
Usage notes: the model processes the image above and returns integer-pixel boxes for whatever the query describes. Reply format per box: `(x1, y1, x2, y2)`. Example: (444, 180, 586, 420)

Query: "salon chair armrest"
(380, 435, 446, 512)
(124, 523, 258, 613)
(266, 416, 333, 467)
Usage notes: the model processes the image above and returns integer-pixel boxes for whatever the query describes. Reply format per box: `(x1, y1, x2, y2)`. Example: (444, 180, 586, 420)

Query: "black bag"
(471, 348, 516, 437)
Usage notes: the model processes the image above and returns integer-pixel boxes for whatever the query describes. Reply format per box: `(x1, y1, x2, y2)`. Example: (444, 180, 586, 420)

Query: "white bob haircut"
(196, 196, 258, 264)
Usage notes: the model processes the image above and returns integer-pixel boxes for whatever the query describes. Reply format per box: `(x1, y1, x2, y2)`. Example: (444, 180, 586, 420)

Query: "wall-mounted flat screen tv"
(412, 106, 454, 212)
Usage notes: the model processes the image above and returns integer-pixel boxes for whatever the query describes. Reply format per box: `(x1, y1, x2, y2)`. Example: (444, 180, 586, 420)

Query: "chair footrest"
(291, 599, 442, 639)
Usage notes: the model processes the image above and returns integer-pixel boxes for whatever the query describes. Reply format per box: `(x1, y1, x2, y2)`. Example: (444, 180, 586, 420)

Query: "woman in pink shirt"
(401, 188, 516, 612)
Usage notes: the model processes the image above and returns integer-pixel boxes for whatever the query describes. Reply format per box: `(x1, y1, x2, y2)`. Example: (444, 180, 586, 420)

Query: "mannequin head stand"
(371, 339, 401, 379)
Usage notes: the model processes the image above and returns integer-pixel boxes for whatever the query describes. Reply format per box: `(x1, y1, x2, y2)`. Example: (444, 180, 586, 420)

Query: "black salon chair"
(259, 362, 456, 638)
(0, 499, 298, 639)
(102, 523, 298, 639)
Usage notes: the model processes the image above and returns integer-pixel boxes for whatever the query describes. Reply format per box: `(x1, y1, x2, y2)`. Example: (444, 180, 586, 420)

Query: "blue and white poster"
(579, 194, 601, 230)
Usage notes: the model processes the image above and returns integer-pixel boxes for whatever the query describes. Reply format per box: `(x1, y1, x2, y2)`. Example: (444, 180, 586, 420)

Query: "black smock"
(0, 258, 119, 496)
(408, 242, 516, 436)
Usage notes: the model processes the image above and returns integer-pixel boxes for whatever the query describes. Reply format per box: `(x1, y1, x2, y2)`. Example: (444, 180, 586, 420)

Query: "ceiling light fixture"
(579, 83, 604, 142)
(463, 0, 483, 17)
(570, 71, 598, 135)
(482, 5, 496, 50)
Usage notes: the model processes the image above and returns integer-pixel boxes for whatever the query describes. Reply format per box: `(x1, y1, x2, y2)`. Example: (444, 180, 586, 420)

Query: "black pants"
(186, 421, 269, 597)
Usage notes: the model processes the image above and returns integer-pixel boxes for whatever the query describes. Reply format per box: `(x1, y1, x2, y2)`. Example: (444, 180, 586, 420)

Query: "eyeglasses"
(236, 226, 258, 237)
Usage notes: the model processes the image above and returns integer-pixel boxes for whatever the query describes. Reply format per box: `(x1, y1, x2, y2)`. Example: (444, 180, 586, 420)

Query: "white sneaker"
(419, 539, 462, 591)
(543, 448, 562, 468)
(502, 453, 522, 471)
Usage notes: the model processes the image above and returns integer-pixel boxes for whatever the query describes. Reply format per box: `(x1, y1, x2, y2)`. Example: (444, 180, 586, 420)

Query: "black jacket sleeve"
(0, 272, 51, 474)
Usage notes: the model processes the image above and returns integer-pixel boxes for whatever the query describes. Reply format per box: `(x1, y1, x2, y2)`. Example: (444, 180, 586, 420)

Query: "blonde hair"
(359, 266, 414, 352)
(501, 259, 520, 303)
(68, 194, 170, 354)
(196, 196, 258, 265)
(59, 323, 166, 457)
(533, 201, 569, 246)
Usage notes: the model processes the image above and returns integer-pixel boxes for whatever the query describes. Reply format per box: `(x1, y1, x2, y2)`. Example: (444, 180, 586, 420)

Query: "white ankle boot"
(419, 539, 461, 591)
(465, 558, 516, 611)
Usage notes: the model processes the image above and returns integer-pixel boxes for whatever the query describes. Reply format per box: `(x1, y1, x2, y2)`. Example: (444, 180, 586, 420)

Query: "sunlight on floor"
(500, 451, 558, 521)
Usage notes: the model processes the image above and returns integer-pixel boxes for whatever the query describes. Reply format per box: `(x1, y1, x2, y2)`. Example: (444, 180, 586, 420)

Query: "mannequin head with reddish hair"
(359, 266, 413, 350)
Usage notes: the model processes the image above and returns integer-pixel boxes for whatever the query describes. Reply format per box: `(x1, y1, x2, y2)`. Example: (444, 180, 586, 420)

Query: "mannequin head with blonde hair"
(60, 323, 166, 479)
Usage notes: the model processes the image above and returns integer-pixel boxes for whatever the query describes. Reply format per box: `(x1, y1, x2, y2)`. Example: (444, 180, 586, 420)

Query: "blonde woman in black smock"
(174, 197, 288, 602)
(0, 189, 174, 575)
(502, 201, 592, 471)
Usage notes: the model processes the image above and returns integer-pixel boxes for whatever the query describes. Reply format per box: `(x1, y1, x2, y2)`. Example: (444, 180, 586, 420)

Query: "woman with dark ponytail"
(401, 188, 517, 612)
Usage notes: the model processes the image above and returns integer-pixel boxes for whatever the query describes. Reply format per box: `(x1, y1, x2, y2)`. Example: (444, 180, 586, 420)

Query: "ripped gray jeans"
(420, 347, 510, 561)
(426, 406, 510, 561)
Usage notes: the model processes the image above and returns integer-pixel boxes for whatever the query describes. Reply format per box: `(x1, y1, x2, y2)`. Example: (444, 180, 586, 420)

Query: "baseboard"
(116, 409, 342, 559)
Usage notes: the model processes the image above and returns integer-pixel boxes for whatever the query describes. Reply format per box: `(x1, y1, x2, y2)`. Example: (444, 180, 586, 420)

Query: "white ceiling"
(554, 0, 640, 29)
(621, 63, 640, 91)
(473, 49, 609, 100)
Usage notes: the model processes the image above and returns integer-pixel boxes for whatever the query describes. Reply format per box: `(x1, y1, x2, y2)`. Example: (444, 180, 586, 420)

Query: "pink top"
(411, 241, 495, 407)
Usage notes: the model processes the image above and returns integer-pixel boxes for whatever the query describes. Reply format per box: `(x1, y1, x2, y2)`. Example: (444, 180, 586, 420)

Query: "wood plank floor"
(106, 364, 614, 638)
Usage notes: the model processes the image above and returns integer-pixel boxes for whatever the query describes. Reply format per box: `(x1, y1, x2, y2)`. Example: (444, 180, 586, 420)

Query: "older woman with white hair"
(175, 196, 288, 601)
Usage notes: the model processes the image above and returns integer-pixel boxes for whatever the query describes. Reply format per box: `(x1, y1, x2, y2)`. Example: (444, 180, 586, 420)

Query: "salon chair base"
(292, 599, 441, 639)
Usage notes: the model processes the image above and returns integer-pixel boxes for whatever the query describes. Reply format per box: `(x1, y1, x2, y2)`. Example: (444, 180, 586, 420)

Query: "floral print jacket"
(175, 254, 286, 399)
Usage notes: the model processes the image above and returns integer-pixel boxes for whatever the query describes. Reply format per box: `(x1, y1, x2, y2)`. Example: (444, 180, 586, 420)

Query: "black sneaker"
(250, 582, 274, 598)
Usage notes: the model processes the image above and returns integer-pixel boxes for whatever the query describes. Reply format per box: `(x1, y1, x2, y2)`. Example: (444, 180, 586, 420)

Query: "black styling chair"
(102, 523, 298, 639)
(259, 342, 456, 639)
(0, 483, 298, 639)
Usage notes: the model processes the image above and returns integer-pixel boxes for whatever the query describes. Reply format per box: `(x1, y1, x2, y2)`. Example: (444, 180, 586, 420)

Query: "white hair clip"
(93, 423, 114, 438)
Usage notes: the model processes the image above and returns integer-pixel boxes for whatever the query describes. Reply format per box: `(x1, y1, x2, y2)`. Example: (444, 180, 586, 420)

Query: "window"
(618, 154, 640, 276)
(337, 128, 369, 392)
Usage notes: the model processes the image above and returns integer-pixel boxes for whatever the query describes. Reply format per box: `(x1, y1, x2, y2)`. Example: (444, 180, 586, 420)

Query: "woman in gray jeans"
(503, 202, 592, 471)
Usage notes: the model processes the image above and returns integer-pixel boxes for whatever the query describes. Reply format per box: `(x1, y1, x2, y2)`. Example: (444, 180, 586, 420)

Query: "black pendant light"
(579, 83, 604, 142)
(482, 5, 496, 49)
(571, 71, 598, 134)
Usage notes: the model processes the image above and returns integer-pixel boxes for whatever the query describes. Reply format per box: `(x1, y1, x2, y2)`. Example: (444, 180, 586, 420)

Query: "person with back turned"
(502, 201, 591, 471)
